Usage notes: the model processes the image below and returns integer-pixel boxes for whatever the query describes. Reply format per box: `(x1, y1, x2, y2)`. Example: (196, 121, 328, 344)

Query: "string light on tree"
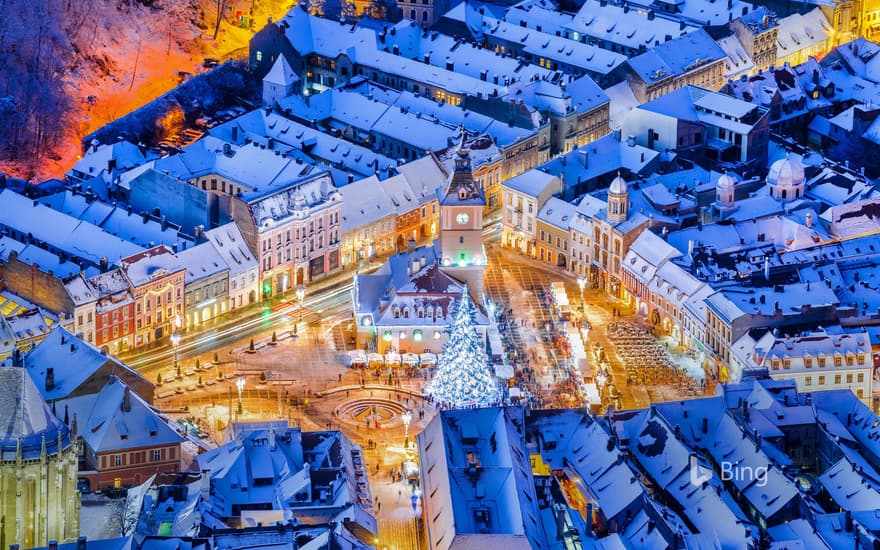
(424, 287, 501, 409)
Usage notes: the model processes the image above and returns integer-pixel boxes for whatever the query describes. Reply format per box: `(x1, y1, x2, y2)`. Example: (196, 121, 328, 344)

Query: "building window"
(113, 454, 122, 467)
(805, 376, 812, 386)
(153, 449, 162, 462)
(834, 374, 841, 384)
(818, 375, 826, 385)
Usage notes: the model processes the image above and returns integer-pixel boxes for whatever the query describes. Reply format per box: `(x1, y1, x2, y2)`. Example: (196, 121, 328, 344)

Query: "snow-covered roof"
(204, 224, 257, 278)
(705, 282, 839, 324)
(263, 55, 300, 86)
(776, 8, 831, 61)
(340, 175, 399, 232)
(208, 110, 397, 179)
(627, 30, 725, 84)
(0, 367, 71, 460)
(473, 11, 626, 75)
(118, 246, 183, 289)
(176, 241, 228, 285)
(0, 235, 85, 279)
(0, 189, 144, 268)
(70, 140, 146, 180)
(243, 171, 341, 232)
(25, 326, 147, 402)
(60, 377, 183, 454)
(503, 169, 559, 197)
(536, 197, 576, 231)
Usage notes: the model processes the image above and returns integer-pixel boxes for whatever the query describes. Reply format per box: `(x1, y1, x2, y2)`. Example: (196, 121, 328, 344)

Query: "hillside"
(0, 0, 276, 181)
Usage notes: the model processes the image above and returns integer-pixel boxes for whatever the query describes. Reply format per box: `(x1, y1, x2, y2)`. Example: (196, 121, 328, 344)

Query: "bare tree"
(213, 0, 229, 39)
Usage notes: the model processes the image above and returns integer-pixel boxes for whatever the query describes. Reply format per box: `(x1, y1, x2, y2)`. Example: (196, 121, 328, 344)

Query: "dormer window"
(459, 188, 468, 200)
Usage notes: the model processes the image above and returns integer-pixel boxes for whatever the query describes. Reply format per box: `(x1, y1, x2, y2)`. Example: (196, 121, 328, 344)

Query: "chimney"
(805, 212, 812, 228)
(687, 239, 694, 257)
(100, 257, 109, 272)
(122, 387, 131, 413)
(423, 54, 430, 64)
(647, 9, 655, 20)
(446, 58, 454, 71)
(680, 20, 686, 30)
(578, 149, 588, 167)
(269, 428, 276, 450)
(626, 135, 636, 147)
(46, 368, 55, 392)
(194, 225, 205, 240)
(612, 128, 622, 141)
(77, 537, 87, 550)
(48, 542, 57, 550)
(231, 125, 239, 141)
(392, 44, 400, 55)
(764, 256, 770, 280)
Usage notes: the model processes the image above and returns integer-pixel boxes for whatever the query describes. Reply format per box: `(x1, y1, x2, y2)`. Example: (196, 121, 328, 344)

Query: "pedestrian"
(377, 501, 381, 512)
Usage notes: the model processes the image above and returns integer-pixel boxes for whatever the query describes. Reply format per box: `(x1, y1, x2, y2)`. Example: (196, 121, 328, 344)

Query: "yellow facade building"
(0, 368, 79, 549)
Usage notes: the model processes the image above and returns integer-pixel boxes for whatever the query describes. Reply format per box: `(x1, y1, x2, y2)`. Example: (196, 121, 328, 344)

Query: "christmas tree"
(424, 287, 501, 408)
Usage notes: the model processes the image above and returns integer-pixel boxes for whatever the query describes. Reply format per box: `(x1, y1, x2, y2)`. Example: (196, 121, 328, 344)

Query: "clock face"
(456, 212, 469, 225)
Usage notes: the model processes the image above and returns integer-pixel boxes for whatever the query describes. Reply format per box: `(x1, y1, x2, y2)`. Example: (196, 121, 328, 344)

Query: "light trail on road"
(126, 281, 355, 370)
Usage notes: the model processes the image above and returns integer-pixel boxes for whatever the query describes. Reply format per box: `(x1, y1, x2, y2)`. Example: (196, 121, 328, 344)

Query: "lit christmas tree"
(424, 287, 502, 408)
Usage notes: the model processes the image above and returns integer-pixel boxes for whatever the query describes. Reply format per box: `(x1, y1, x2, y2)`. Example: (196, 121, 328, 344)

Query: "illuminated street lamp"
(402, 409, 413, 448)
(296, 284, 307, 325)
(171, 316, 182, 378)
(236, 377, 246, 415)
(577, 274, 587, 303)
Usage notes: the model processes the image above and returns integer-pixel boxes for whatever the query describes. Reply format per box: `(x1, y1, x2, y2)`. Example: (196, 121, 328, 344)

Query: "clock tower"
(438, 142, 486, 298)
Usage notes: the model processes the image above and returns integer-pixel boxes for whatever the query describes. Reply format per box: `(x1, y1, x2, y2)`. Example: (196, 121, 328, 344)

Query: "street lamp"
(171, 316, 182, 378)
(296, 284, 306, 325)
(577, 274, 587, 304)
(236, 377, 245, 415)
(402, 409, 413, 448)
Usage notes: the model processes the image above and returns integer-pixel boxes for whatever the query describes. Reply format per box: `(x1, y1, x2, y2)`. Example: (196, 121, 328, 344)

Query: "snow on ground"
(23, 0, 293, 181)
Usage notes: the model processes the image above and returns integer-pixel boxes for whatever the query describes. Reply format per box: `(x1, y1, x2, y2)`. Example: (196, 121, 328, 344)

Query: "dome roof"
(0, 367, 69, 460)
(609, 174, 628, 195)
(767, 154, 805, 187)
(716, 171, 736, 189)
